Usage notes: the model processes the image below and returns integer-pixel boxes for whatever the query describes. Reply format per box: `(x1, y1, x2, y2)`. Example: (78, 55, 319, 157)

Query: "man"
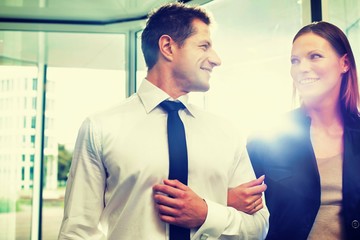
(58, 3, 268, 240)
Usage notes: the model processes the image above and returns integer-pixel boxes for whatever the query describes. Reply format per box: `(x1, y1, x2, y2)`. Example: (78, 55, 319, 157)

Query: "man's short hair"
(141, 2, 211, 70)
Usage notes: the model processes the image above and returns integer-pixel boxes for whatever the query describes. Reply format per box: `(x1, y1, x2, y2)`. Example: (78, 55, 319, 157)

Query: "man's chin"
(192, 85, 210, 93)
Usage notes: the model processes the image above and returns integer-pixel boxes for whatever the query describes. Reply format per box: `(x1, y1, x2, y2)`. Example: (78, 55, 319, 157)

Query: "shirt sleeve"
(58, 118, 106, 240)
(192, 139, 269, 240)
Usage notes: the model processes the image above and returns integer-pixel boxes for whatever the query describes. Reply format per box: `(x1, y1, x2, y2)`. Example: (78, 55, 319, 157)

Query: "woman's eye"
(310, 53, 322, 59)
(291, 58, 299, 64)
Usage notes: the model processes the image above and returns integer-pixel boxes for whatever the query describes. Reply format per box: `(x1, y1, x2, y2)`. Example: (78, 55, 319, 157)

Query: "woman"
(243, 21, 360, 239)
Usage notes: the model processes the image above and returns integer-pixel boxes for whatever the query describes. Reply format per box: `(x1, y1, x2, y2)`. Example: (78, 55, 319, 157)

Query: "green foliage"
(57, 144, 72, 184)
(0, 199, 21, 213)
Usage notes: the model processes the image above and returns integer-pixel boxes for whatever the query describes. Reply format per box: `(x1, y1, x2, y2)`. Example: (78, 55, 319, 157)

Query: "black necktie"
(160, 100, 190, 240)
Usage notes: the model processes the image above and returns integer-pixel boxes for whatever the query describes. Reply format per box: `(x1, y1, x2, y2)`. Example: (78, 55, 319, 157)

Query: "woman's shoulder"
(248, 108, 307, 144)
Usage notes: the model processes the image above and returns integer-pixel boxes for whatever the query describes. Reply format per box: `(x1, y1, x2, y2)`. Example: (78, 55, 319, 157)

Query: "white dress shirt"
(58, 79, 269, 240)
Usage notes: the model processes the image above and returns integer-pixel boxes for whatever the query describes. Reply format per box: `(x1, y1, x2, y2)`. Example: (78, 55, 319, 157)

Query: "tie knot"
(160, 100, 186, 113)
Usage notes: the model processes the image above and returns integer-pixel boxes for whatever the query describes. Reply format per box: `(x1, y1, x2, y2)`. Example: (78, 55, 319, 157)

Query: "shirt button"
(352, 220, 359, 229)
(200, 233, 209, 240)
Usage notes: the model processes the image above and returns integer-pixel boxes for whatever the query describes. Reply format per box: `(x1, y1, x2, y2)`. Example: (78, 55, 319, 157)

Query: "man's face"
(171, 19, 221, 93)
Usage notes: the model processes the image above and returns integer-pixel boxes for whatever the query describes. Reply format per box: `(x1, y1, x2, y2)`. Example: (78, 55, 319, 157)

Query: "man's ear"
(158, 35, 175, 62)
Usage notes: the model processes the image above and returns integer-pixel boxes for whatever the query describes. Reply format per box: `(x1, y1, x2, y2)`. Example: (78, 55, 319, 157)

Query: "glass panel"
(0, 65, 37, 240)
(136, 31, 147, 90)
(136, 0, 305, 135)
(202, 0, 303, 135)
(43, 67, 125, 239)
(326, 0, 360, 66)
(43, 43, 126, 239)
(0, 30, 126, 239)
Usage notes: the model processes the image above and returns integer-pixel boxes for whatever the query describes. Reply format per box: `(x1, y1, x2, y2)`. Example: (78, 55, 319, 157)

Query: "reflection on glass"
(1, 29, 126, 239)
(201, 0, 303, 135)
(327, 0, 360, 66)
(0, 66, 37, 240)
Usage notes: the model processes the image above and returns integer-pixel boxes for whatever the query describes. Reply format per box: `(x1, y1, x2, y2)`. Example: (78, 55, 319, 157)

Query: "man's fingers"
(155, 202, 181, 225)
(156, 201, 177, 215)
(163, 179, 187, 190)
(158, 214, 177, 224)
(154, 191, 176, 205)
(153, 184, 173, 197)
(153, 180, 186, 198)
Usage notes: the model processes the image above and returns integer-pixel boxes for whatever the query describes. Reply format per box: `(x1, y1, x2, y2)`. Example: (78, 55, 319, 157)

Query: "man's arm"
(153, 176, 267, 227)
(58, 118, 106, 240)
(153, 148, 269, 239)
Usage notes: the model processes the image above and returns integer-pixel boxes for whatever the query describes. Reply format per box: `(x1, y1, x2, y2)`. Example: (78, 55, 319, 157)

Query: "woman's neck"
(305, 102, 344, 158)
(305, 101, 343, 128)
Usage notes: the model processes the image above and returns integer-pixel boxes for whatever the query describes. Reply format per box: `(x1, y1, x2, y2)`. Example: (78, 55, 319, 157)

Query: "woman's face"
(290, 32, 348, 106)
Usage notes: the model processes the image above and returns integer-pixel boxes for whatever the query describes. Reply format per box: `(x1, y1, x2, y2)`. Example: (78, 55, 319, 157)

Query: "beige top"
(308, 153, 345, 240)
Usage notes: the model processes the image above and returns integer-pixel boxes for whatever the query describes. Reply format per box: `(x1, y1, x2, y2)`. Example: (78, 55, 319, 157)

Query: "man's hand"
(153, 179, 208, 228)
(228, 175, 267, 215)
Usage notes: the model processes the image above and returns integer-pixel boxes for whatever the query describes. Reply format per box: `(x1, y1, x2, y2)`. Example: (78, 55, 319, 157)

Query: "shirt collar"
(137, 79, 196, 117)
